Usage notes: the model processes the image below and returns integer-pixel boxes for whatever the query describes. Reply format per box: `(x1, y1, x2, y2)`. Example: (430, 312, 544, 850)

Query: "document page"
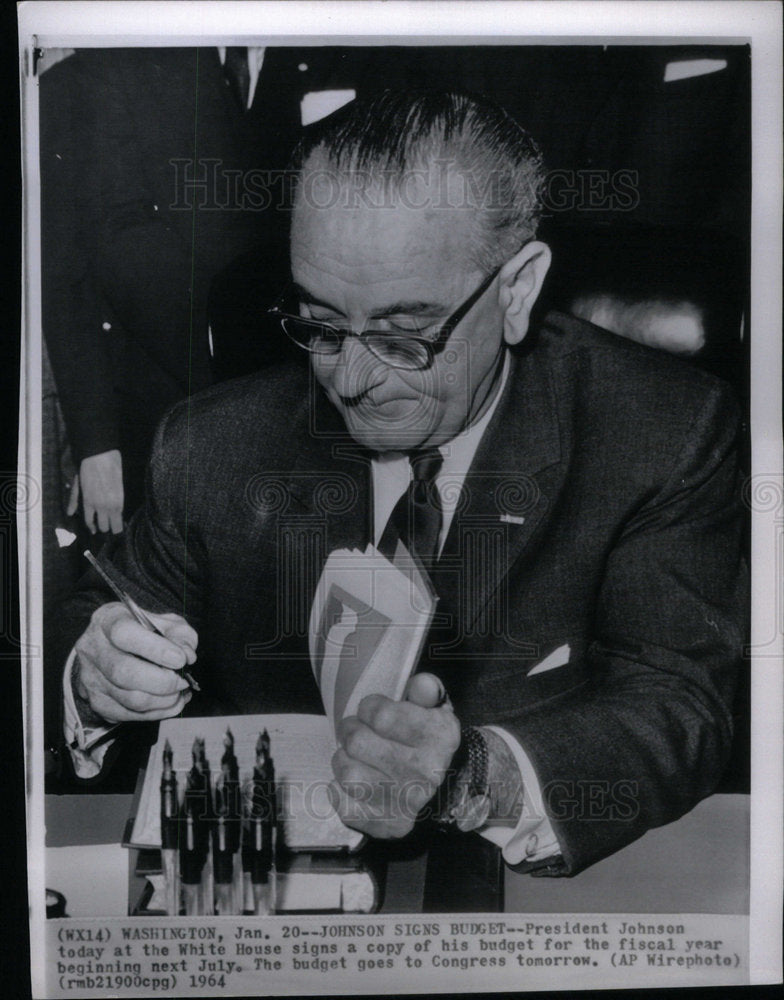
(130, 714, 364, 851)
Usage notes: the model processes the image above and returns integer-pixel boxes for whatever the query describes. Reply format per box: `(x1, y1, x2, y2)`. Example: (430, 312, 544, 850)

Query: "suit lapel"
(432, 348, 565, 632)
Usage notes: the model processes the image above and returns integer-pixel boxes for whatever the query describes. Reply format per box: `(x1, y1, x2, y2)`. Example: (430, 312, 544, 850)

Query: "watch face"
(455, 793, 492, 833)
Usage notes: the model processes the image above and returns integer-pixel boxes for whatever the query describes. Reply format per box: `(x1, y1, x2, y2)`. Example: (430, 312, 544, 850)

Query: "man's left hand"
(329, 673, 461, 839)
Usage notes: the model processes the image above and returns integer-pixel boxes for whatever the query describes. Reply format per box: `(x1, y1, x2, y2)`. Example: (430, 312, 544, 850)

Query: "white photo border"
(17, 0, 783, 994)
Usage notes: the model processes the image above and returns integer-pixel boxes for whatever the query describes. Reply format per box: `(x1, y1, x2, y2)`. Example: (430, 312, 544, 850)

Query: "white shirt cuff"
(479, 725, 561, 866)
(63, 648, 117, 779)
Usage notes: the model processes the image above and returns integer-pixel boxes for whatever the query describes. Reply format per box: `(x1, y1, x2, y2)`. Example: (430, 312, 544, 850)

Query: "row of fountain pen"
(159, 729, 278, 916)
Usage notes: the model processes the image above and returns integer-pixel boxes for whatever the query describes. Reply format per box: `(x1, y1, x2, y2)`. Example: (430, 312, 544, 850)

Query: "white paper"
(130, 714, 363, 852)
(309, 545, 436, 734)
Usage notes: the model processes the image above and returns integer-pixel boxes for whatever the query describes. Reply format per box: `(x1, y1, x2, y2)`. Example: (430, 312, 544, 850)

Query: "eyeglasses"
(267, 264, 502, 371)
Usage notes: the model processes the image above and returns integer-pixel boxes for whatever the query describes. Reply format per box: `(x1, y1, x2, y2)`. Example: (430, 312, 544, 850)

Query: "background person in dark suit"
(40, 46, 299, 531)
(60, 92, 746, 877)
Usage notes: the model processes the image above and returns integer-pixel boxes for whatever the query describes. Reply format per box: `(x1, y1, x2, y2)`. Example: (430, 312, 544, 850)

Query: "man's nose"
(334, 335, 386, 397)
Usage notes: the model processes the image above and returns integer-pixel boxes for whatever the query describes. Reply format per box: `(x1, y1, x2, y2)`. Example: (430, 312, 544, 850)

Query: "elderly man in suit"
(62, 91, 745, 876)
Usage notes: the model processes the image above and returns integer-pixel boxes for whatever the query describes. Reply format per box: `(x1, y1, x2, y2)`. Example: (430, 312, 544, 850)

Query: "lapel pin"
(500, 514, 526, 526)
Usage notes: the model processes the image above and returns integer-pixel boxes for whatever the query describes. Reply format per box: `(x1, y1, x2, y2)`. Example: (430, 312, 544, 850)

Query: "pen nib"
(191, 736, 207, 772)
(163, 739, 173, 777)
(255, 732, 266, 767)
(221, 728, 239, 783)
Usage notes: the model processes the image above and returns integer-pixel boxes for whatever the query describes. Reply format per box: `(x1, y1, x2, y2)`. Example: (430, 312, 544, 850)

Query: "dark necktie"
(378, 449, 444, 565)
(224, 46, 250, 111)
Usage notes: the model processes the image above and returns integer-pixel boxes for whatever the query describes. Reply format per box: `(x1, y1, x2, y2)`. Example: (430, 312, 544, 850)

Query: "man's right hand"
(73, 603, 197, 725)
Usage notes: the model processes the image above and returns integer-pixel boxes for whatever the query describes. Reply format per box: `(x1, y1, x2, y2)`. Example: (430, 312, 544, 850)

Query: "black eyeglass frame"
(266, 263, 504, 371)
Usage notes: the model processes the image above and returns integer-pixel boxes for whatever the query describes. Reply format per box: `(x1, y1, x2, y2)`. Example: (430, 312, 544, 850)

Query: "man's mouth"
(338, 391, 421, 414)
(337, 387, 372, 407)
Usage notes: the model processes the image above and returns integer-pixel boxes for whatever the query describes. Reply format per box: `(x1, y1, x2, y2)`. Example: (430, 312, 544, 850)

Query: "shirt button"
(102, 321, 112, 331)
(298, 62, 308, 72)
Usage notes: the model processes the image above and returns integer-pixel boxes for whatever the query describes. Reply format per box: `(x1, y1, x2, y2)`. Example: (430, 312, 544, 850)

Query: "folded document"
(309, 543, 436, 735)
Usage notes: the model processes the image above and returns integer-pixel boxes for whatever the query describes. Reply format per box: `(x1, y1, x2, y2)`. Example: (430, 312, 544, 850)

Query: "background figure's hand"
(69, 449, 124, 534)
(329, 673, 460, 839)
(73, 602, 197, 726)
(66, 475, 80, 521)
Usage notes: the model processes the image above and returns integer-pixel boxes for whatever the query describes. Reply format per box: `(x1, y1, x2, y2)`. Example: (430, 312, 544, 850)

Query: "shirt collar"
(439, 349, 511, 477)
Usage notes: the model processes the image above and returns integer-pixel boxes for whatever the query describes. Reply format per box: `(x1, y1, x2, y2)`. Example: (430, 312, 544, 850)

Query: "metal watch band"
(463, 726, 489, 798)
(434, 726, 490, 829)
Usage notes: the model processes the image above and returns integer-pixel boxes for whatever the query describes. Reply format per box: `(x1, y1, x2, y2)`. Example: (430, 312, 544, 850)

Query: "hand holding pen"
(72, 551, 199, 725)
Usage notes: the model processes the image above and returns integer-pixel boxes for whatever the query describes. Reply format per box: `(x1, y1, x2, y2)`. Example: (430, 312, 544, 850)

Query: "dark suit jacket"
(60, 311, 746, 874)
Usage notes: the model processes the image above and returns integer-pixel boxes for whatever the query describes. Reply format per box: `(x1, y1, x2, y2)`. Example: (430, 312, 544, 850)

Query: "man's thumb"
(405, 673, 450, 709)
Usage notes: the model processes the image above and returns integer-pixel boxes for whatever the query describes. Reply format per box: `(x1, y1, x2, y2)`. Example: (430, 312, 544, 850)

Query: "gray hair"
(291, 89, 546, 271)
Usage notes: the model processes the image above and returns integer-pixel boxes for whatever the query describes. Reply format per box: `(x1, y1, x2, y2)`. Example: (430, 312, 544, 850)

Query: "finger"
(178, 643, 197, 667)
(149, 613, 199, 654)
(331, 746, 389, 792)
(76, 650, 192, 717)
(109, 510, 124, 534)
(405, 672, 450, 709)
(356, 694, 438, 746)
(98, 680, 184, 713)
(358, 694, 460, 758)
(337, 718, 427, 782)
(89, 687, 192, 724)
(327, 778, 378, 826)
(106, 619, 194, 679)
(66, 479, 79, 517)
(328, 775, 418, 841)
(134, 689, 192, 720)
(108, 684, 189, 714)
(83, 504, 96, 534)
(96, 508, 110, 534)
(328, 779, 379, 831)
(103, 649, 191, 695)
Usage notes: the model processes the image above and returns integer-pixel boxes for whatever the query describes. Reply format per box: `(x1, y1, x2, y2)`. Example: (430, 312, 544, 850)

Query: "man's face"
(290, 174, 506, 452)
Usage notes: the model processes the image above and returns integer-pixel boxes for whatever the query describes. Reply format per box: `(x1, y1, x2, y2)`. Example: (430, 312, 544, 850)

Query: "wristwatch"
(436, 727, 492, 833)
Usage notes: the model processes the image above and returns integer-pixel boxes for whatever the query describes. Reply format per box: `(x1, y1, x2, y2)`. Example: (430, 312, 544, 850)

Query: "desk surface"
(45, 793, 749, 915)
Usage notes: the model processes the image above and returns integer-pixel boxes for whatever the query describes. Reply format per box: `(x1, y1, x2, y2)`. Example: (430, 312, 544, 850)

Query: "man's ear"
(499, 241, 552, 346)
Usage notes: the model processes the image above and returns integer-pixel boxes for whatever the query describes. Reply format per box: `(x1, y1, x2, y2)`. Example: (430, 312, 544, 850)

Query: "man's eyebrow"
(372, 300, 449, 317)
(291, 283, 448, 317)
